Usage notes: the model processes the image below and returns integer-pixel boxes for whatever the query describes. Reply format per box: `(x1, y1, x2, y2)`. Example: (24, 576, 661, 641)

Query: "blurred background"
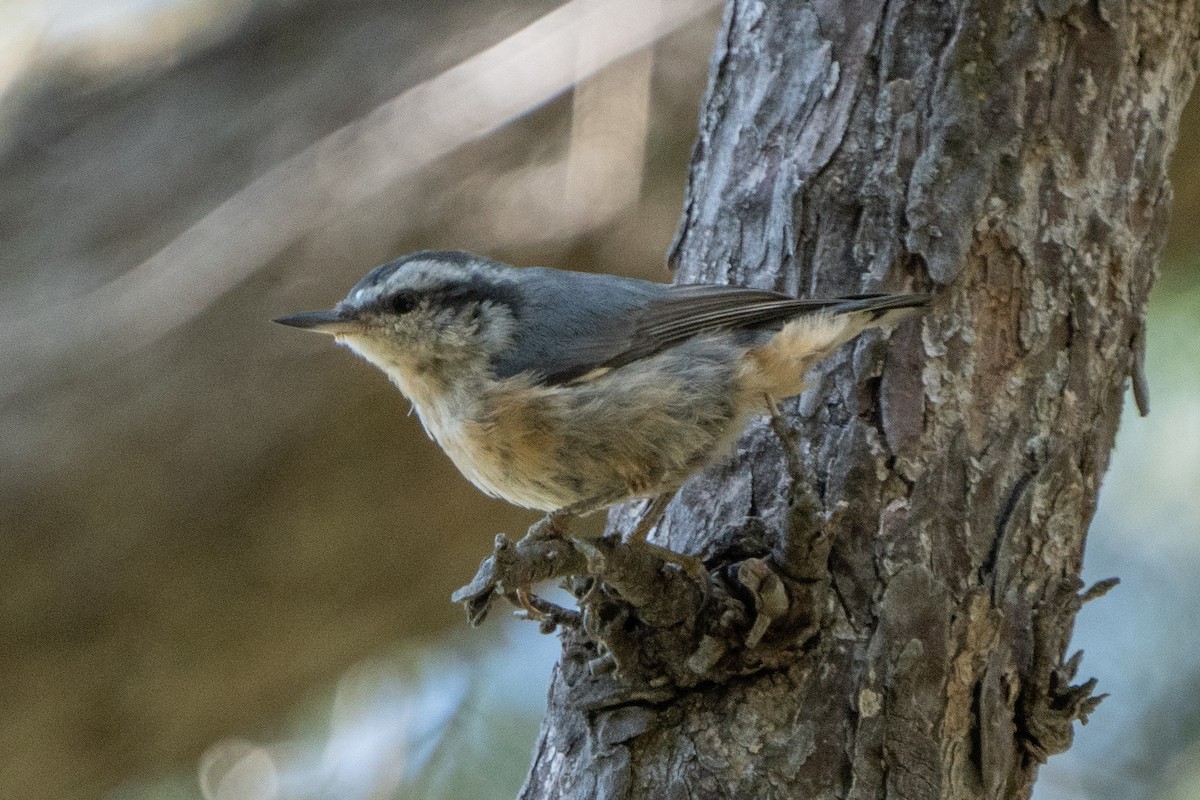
(0, 1, 1195, 799)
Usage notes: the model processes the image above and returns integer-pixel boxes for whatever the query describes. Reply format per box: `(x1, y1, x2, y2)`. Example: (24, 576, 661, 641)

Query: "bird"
(275, 250, 929, 570)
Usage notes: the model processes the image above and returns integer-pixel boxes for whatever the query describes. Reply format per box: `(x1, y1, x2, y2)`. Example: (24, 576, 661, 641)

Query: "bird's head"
(274, 250, 520, 396)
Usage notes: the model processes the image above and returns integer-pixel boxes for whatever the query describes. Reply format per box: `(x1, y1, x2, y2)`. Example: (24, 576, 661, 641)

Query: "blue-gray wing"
(492, 267, 669, 383)
(495, 267, 908, 385)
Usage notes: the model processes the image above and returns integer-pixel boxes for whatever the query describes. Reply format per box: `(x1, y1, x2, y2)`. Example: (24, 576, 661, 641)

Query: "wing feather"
(558, 286, 879, 382)
(496, 269, 921, 386)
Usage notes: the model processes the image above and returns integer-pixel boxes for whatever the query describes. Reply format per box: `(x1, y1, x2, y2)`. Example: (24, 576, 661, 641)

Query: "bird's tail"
(740, 292, 931, 401)
(820, 292, 932, 351)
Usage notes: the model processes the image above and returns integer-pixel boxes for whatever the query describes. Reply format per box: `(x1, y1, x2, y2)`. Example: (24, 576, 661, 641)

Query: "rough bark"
(518, 1, 1199, 798)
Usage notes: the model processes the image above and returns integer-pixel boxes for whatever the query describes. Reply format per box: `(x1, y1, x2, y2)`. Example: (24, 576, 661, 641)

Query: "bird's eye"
(388, 292, 417, 314)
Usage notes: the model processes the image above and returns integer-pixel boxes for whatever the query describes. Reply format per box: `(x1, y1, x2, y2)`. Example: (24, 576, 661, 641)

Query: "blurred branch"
(2, 0, 719, 401)
(475, 45, 656, 247)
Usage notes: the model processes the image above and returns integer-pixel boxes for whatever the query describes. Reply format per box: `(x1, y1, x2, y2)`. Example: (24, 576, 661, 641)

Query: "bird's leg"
(624, 492, 672, 545)
(455, 491, 630, 627)
(523, 491, 628, 542)
(510, 494, 626, 618)
(623, 493, 708, 584)
(453, 529, 589, 628)
(763, 393, 822, 523)
(764, 394, 802, 477)
(524, 508, 574, 540)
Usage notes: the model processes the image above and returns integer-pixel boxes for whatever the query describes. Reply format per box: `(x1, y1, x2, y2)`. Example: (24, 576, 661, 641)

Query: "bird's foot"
(626, 537, 709, 586)
(620, 494, 709, 587)
(523, 508, 573, 541)
(451, 516, 589, 627)
(508, 585, 581, 634)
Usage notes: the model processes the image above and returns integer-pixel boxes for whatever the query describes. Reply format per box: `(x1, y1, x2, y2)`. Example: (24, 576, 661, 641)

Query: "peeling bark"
(518, 1, 1199, 798)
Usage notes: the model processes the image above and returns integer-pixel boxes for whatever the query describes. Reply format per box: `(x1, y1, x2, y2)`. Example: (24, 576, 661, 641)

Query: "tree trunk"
(518, 1, 1199, 798)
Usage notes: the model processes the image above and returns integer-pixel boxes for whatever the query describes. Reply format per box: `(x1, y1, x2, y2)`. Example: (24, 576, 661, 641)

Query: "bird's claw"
(628, 537, 709, 588)
(451, 523, 588, 627)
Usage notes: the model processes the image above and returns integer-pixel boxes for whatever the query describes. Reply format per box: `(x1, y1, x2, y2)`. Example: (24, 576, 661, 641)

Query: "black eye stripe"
(387, 291, 418, 314)
(436, 277, 521, 311)
(371, 276, 521, 318)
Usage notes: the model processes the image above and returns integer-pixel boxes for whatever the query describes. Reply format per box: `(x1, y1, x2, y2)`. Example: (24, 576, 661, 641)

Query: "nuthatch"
(276, 251, 929, 555)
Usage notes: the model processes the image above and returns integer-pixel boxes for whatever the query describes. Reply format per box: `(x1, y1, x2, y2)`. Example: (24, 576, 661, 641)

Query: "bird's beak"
(273, 308, 364, 335)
